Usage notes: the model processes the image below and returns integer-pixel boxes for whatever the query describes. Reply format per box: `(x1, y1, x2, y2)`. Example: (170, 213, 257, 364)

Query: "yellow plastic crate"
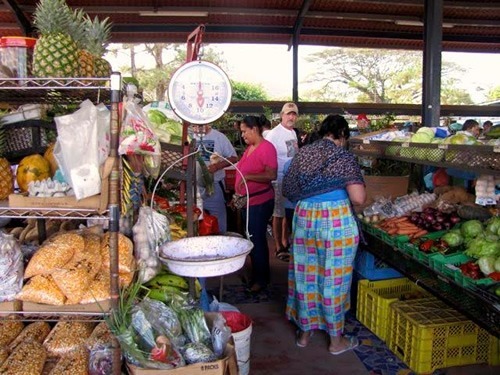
(356, 278, 430, 342)
(388, 299, 499, 374)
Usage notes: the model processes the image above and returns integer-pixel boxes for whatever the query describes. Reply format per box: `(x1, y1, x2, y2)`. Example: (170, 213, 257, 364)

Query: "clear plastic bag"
(54, 100, 101, 200)
(0, 232, 23, 302)
(119, 94, 161, 178)
(89, 345, 114, 375)
(137, 297, 185, 349)
(211, 313, 232, 358)
(133, 207, 170, 283)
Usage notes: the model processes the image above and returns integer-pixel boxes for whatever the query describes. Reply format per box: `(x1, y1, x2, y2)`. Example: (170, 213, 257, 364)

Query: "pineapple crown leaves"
(84, 15, 113, 57)
(68, 8, 89, 49)
(33, 0, 74, 35)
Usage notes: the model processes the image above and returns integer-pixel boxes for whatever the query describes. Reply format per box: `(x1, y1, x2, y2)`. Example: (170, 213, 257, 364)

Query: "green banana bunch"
(145, 273, 189, 291)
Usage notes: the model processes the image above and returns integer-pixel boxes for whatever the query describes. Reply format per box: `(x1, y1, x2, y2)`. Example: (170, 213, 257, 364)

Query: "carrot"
(392, 217, 410, 223)
(411, 230, 428, 239)
(396, 228, 420, 235)
(387, 228, 398, 235)
(396, 224, 419, 230)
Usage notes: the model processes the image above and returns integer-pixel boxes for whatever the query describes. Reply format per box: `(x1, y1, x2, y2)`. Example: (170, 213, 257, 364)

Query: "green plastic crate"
(428, 253, 471, 276)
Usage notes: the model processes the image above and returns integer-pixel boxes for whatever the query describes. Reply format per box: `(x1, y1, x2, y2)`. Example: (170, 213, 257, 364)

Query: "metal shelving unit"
(350, 137, 500, 176)
(0, 75, 122, 373)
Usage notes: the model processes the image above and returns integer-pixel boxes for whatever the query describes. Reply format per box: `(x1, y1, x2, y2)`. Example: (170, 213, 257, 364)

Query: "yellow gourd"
(16, 154, 51, 192)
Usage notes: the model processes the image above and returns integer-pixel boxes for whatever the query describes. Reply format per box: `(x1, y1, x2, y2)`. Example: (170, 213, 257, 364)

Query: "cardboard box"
(127, 312, 239, 375)
(127, 344, 238, 375)
(0, 300, 22, 316)
(21, 299, 111, 313)
(353, 175, 410, 213)
(8, 156, 114, 213)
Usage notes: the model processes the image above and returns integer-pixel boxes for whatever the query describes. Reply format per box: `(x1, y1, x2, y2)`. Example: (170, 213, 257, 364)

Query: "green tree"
(304, 47, 472, 105)
(487, 85, 500, 101)
(231, 81, 268, 101)
(113, 44, 227, 102)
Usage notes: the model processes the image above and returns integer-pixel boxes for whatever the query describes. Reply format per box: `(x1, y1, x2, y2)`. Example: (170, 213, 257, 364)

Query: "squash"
(43, 142, 58, 176)
(16, 154, 51, 192)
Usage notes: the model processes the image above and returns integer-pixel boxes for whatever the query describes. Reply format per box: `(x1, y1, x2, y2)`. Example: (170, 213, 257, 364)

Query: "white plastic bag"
(54, 100, 101, 200)
(96, 103, 110, 165)
(0, 232, 23, 302)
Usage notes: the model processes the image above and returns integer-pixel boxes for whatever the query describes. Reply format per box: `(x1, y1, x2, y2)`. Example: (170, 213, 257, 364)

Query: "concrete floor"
(208, 233, 500, 375)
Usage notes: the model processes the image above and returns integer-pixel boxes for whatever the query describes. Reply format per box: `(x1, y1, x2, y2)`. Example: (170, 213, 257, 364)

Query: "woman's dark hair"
(318, 114, 350, 140)
(241, 114, 268, 135)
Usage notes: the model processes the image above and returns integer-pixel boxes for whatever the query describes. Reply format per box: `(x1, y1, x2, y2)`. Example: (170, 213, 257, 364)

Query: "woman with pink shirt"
(235, 115, 278, 293)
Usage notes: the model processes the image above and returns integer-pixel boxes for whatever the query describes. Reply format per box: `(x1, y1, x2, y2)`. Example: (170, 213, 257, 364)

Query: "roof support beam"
(291, 0, 311, 102)
(2, 0, 33, 36)
(422, 0, 443, 127)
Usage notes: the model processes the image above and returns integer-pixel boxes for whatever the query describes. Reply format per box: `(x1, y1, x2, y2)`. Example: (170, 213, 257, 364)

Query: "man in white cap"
(264, 102, 299, 261)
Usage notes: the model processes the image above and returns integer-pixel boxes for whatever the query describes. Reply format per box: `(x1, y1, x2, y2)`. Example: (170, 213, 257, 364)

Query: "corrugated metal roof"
(0, 0, 498, 52)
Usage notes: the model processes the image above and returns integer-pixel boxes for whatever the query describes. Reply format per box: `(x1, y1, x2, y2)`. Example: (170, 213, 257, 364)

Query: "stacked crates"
(388, 299, 499, 374)
(356, 278, 430, 342)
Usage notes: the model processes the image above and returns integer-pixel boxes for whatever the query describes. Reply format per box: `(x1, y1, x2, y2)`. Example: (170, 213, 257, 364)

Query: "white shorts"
(272, 181, 285, 218)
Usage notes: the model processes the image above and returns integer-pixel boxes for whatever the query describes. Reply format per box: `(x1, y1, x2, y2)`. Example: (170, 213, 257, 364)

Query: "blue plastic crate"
(354, 249, 403, 280)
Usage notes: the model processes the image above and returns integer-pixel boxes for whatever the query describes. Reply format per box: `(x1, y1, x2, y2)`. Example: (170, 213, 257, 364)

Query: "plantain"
(145, 273, 189, 290)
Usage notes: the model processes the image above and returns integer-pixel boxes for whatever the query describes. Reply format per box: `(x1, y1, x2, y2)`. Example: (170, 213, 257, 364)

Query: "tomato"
(488, 272, 500, 282)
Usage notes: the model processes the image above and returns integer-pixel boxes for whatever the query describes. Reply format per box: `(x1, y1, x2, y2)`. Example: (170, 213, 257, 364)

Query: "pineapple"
(84, 16, 113, 78)
(0, 122, 13, 200)
(32, 0, 79, 78)
(71, 8, 94, 78)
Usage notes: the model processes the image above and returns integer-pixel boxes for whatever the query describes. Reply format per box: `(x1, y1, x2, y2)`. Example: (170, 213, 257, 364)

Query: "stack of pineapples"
(32, 0, 112, 79)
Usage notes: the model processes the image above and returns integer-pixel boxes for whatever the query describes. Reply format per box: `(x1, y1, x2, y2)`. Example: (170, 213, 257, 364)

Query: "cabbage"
(441, 232, 463, 247)
(486, 217, 500, 235)
(495, 257, 500, 272)
(416, 127, 436, 140)
(461, 220, 484, 238)
(410, 133, 433, 143)
(478, 256, 496, 275)
(466, 238, 500, 258)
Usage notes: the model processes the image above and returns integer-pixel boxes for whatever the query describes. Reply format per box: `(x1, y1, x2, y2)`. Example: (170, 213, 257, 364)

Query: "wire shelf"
(0, 77, 111, 104)
(350, 137, 500, 176)
(0, 201, 108, 219)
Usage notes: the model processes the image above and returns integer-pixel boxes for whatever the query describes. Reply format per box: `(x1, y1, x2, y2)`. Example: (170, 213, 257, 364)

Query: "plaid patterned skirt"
(285, 197, 359, 337)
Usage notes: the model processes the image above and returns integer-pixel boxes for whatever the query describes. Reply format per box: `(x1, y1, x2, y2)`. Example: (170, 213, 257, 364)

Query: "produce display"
(0, 320, 114, 374)
(107, 284, 233, 371)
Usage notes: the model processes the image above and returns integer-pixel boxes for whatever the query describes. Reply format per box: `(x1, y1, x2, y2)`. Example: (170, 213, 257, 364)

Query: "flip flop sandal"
(329, 336, 359, 355)
(296, 330, 314, 348)
(275, 249, 290, 262)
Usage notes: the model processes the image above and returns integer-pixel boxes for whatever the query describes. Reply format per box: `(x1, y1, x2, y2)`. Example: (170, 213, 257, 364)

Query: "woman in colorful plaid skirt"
(282, 114, 366, 355)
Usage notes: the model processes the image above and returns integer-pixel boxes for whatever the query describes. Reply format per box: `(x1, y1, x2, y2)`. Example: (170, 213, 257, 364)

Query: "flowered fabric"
(282, 139, 364, 203)
(286, 197, 359, 337)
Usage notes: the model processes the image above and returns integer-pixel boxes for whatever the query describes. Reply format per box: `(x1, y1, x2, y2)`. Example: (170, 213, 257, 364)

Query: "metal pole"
(422, 0, 443, 127)
(109, 72, 122, 375)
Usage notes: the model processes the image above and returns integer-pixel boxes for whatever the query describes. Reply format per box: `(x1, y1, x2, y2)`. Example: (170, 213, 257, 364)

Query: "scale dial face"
(168, 60, 232, 124)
